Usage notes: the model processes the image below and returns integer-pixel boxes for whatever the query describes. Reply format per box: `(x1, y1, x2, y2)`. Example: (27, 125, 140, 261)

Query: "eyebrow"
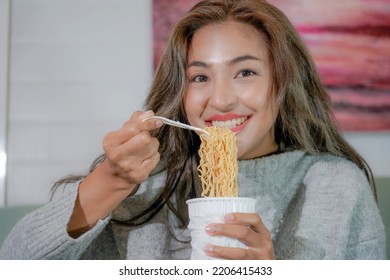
(187, 55, 262, 68)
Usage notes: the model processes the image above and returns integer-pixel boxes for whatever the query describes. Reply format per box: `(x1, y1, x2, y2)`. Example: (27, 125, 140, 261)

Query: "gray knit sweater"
(0, 150, 386, 259)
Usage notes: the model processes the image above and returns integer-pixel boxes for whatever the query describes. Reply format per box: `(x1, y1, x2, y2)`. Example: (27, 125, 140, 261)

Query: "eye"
(190, 74, 208, 83)
(236, 69, 257, 78)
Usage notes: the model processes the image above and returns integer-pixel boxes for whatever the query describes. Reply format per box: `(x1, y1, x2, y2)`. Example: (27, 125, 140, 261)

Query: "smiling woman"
(184, 21, 277, 160)
(0, 0, 386, 260)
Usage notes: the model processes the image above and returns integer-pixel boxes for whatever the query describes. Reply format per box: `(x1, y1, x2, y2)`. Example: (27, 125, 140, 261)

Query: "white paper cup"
(186, 197, 256, 260)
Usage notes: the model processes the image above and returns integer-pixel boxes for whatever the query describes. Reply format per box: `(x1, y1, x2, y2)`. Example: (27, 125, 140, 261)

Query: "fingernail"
(204, 245, 215, 254)
(144, 110, 154, 117)
(224, 213, 235, 222)
(205, 225, 216, 234)
(155, 120, 163, 127)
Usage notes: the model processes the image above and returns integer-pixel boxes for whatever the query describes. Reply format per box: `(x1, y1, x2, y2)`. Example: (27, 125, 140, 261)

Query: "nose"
(208, 80, 237, 112)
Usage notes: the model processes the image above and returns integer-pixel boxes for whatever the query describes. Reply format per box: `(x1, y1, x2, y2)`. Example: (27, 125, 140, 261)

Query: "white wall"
(5, 0, 152, 206)
(345, 133, 390, 178)
(0, 0, 389, 207)
(0, 0, 10, 206)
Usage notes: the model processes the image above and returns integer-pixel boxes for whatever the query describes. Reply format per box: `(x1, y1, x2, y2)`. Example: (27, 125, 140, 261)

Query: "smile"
(211, 117, 248, 129)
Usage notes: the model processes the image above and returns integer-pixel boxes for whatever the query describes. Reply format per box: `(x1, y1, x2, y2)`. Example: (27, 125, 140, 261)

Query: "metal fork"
(143, 116, 208, 135)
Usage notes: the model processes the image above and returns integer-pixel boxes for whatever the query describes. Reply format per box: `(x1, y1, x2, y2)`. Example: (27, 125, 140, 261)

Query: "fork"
(143, 116, 209, 136)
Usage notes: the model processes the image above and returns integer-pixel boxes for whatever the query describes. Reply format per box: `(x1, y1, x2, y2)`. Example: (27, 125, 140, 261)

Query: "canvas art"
(152, 0, 390, 131)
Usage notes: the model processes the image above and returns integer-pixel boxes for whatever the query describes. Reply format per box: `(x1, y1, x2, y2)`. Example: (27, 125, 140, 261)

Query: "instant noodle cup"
(186, 197, 256, 260)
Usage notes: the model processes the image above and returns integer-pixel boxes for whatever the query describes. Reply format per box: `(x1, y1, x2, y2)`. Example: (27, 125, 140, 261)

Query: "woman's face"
(184, 21, 278, 159)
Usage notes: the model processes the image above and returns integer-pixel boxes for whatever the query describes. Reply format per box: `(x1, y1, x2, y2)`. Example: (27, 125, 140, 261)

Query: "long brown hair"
(54, 0, 376, 227)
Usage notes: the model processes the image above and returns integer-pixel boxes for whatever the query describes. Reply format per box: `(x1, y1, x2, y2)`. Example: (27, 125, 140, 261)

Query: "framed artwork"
(153, 0, 390, 131)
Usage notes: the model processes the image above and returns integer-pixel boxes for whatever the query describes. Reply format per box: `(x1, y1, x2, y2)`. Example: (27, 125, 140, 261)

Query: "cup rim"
(186, 197, 256, 205)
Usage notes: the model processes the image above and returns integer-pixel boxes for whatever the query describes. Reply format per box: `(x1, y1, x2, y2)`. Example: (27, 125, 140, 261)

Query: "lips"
(206, 114, 251, 132)
(211, 117, 247, 129)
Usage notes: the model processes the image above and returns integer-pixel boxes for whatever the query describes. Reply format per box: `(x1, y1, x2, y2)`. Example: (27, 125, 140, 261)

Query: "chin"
(236, 149, 248, 160)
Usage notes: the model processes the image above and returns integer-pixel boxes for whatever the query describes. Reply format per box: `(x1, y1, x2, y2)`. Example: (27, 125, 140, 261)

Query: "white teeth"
(211, 117, 247, 129)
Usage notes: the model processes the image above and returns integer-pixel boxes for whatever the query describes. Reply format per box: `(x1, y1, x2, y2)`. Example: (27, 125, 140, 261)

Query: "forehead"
(188, 21, 269, 63)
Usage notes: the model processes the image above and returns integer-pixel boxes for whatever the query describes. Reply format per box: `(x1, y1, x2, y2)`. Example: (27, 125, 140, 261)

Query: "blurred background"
(0, 0, 390, 206)
(0, 0, 389, 258)
(0, 0, 389, 205)
(0, 0, 153, 206)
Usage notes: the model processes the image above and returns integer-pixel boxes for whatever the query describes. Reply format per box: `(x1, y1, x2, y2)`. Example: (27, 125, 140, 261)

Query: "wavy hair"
(54, 0, 376, 228)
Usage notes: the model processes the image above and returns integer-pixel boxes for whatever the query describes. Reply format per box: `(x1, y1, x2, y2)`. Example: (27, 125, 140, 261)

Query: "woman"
(0, 0, 385, 259)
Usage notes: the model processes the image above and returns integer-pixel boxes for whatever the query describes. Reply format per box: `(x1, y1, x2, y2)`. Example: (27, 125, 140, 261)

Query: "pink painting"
(153, 0, 390, 131)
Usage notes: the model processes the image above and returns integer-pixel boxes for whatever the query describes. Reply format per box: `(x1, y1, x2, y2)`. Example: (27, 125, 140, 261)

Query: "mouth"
(211, 117, 247, 129)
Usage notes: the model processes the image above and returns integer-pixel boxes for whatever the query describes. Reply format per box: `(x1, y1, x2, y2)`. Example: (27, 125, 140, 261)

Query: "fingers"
(205, 212, 275, 260)
(124, 110, 163, 131)
(108, 133, 160, 176)
(112, 131, 160, 161)
(102, 110, 163, 185)
(206, 213, 270, 243)
(205, 222, 264, 248)
(224, 212, 269, 236)
(104, 111, 162, 149)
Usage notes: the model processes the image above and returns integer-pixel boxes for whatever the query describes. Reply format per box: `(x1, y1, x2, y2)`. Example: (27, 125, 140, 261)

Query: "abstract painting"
(153, 0, 390, 131)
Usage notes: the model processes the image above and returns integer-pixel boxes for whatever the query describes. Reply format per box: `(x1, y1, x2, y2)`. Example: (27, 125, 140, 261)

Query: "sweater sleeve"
(298, 156, 386, 259)
(0, 181, 110, 260)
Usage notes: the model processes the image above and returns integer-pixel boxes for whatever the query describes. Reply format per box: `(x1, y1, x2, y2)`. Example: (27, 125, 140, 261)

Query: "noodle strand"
(198, 127, 238, 197)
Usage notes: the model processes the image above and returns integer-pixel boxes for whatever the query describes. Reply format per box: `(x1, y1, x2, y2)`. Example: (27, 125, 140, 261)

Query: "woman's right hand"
(67, 110, 163, 236)
(102, 110, 163, 189)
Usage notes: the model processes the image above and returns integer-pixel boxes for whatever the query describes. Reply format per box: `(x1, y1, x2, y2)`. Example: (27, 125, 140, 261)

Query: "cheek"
(184, 90, 207, 113)
(239, 82, 268, 104)
(246, 83, 275, 113)
(242, 92, 268, 113)
(184, 90, 205, 125)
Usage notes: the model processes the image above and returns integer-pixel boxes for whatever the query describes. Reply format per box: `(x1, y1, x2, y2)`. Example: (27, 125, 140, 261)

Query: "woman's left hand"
(204, 212, 275, 259)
